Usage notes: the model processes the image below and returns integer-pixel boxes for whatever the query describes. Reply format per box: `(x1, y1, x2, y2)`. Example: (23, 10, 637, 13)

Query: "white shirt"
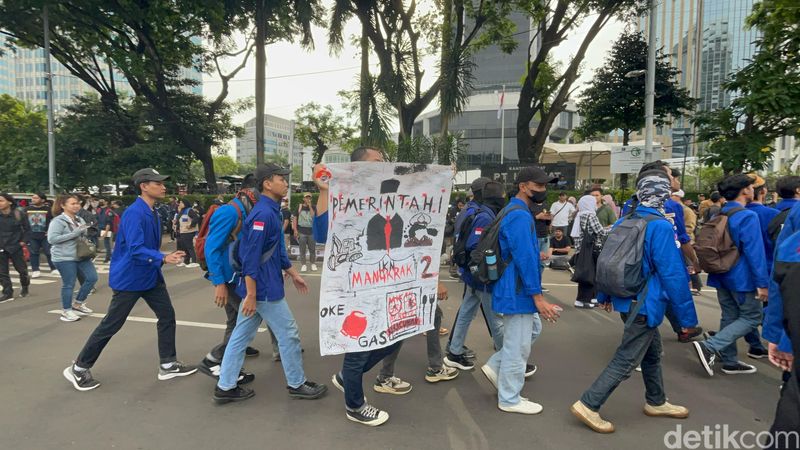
(550, 200, 575, 227)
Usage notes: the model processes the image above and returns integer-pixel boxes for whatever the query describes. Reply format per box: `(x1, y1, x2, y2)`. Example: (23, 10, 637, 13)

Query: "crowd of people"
(0, 151, 797, 443)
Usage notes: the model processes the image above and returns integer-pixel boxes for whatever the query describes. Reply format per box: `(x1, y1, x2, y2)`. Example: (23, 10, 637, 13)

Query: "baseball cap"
(303, 192, 312, 198)
(133, 168, 169, 185)
(747, 173, 766, 189)
(516, 167, 558, 185)
(254, 163, 291, 184)
(470, 177, 491, 194)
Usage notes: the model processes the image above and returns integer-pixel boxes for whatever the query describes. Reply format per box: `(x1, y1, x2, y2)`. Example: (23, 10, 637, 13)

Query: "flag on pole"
(791, 154, 800, 173)
(497, 89, 505, 120)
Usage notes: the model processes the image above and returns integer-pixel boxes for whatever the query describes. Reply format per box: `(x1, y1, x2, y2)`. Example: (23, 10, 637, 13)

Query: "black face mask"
(484, 197, 506, 213)
(531, 190, 547, 203)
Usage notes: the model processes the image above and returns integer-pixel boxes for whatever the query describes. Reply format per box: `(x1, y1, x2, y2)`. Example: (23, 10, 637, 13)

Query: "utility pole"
(43, 5, 56, 196)
(254, 0, 266, 167)
(644, 0, 658, 163)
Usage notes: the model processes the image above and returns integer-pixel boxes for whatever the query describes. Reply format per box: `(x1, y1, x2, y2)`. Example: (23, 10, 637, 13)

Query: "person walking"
(571, 195, 609, 309)
(0, 193, 31, 302)
(47, 195, 99, 322)
(293, 193, 317, 272)
(530, 193, 552, 287)
(63, 168, 196, 391)
(550, 191, 576, 241)
(175, 198, 200, 268)
(25, 192, 56, 277)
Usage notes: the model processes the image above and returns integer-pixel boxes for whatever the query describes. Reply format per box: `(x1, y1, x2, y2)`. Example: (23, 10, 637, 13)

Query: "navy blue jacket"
(454, 201, 498, 290)
(492, 198, 542, 315)
(764, 203, 800, 353)
(313, 211, 328, 243)
(108, 197, 165, 291)
(204, 198, 247, 286)
(707, 201, 769, 294)
(746, 202, 780, 268)
(235, 195, 291, 302)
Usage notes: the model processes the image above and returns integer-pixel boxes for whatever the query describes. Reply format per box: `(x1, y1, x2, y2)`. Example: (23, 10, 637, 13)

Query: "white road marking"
(11, 278, 56, 285)
(46, 310, 268, 332)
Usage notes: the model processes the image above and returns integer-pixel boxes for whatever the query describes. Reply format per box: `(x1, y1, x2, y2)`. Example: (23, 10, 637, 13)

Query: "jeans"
(103, 236, 113, 262)
(703, 289, 763, 366)
(580, 312, 666, 411)
(176, 232, 197, 264)
(379, 306, 444, 376)
(448, 287, 504, 354)
(217, 298, 305, 390)
(76, 282, 177, 368)
(537, 236, 550, 284)
(342, 342, 402, 410)
(0, 248, 29, 296)
(298, 233, 315, 265)
(208, 284, 278, 362)
(28, 234, 55, 271)
(485, 314, 534, 407)
(53, 259, 98, 310)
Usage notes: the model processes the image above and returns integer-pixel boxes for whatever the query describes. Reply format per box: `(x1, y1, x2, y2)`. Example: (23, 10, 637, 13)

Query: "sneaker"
(158, 361, 198, 380)
(574, 300, 595, 309)
(20, 286, 29, 297)
(499, 399, 543, 415)
(425, 366, 459, 383)
(300, 265, 308, 272)
(50, 269, 59, 275)
(747, 347, 768, 359)
(721, 361, 757, 375)
(444, 352, 475, 371)
(60, 310, 81, 322)
(0, 293, 13, 304)
(272, 352, 281, 362)
(237, 371, 255, 385)
(245, 346, 260, 358)
(72, 303, 93, 314)
(570, 400, 614, 433)
(331, 373, 345, 393)
(63, 365, 101, 391)
(346, 403, 389, 427)
(31, 270, 41, 278)
(213, 386, 255, 404)
(197, 357, 221, 378)
(287, 381, 328, 399)
(644, 401, 690, 418)
(481, 364, 498, 391)
(542, 287, 550, 293)
(373, 376, 412, 395)
(692, 341, 716, 376)
(311, 264, 318, 271)
(176, 262, 186, 267)
(185, 263, 200, 268)
(678, 327, 704, 343)
(463, 346, 477, 359)
(525, 364, 538, 378)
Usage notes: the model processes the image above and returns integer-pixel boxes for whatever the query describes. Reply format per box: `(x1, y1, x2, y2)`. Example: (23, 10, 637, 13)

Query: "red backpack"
(195, 201, 244, 271)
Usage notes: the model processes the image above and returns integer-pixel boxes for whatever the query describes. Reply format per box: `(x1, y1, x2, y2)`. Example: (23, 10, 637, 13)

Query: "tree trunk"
(359, 23, 370, 144)
(255, 0, 266, 166)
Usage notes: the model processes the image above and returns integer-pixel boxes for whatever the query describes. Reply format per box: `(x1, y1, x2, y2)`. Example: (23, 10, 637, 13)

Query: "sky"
(202, 8, 629, 155)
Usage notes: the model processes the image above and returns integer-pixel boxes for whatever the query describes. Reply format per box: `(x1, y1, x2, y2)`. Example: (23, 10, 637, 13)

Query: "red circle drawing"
(341, 311, 368, 339)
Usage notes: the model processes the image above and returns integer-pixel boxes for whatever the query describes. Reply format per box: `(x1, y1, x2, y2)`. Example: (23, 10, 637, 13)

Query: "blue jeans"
(703, 289, 763, 366)
(28, 235, 55, 271)
(537, 237, 549, 284)
(53, 259, 98, 310)
(342, 342, 402, 410)
(580, 312, 666, 411)
(485, 313, 535, 407)
(449, 287, 504, 354)
(217, 298, 305, 390)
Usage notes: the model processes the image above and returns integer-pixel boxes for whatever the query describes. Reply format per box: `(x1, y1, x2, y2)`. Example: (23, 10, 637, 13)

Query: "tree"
(576, 30, 695, 146)
(294, 102, 357, 164)
(516, 0, 648, 163)
(0, 94, 48, 191)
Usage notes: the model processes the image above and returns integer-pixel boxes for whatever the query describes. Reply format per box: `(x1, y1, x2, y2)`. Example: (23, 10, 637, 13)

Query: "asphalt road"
(0, 257, 784, 450)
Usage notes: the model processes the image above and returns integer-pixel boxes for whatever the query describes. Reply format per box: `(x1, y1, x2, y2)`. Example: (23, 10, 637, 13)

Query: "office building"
(235, 114, 303, 168)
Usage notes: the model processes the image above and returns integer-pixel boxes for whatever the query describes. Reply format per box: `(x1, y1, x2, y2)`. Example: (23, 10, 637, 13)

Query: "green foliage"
(294, 102, 357, 164)
(338, 83, 393, 149)
(0, 94, 48, 191)
(693, 110, 775, 174)
(394, 133, 466, 167)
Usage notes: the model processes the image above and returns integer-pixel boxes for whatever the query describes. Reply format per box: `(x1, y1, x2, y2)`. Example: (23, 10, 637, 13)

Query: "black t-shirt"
(281, 207, 292, 234)
(550, 236, 570, 254)
(530, 202, 550, 238)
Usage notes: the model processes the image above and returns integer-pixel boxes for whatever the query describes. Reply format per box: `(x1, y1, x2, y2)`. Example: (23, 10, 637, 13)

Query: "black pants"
(209, 284, 278, 362)
(176, 233, 197, 264)
(0, 248, 29, 296)
(342, 342, 403, 410)
(768, 272, 800, 447)
(76, 282, 177, 368)
(576, 281, 595, 302)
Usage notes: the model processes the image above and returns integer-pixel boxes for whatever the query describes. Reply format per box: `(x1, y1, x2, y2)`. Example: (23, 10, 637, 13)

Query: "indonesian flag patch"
(474, 227, 483, 235)
(253, 221, 265, 231)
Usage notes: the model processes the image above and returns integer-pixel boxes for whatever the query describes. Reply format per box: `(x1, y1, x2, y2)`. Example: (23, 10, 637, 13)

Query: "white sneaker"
(176, 262, 186, 267)
(185, 263, 200, 268)
(300, 265, 308, 272)
(31, 270, 41, 278)
(50, 269, 59, 276)
(499, 399, 544, 415)
(60, 310, 81, 322)
(311, 264, 318, 271)
(481, 364, 498, 391)
(72, 303, 93, 314)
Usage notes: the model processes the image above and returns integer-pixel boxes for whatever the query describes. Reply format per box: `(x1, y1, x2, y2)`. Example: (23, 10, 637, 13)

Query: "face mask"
(531, 190, 547, 203)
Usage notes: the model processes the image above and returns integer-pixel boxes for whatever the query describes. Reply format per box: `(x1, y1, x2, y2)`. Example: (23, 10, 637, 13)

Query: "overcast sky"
(202, 9, 629, 154)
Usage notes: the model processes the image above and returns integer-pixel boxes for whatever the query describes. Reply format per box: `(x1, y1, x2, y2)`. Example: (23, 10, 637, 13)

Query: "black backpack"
(451, 208, 478, 268)
(467, 205, 525, 285)
(768, 208, 791, 246)
(595, 213, 661, 298)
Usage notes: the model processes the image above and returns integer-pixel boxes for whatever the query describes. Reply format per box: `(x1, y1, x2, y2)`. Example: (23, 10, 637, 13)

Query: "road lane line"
(46, 310, 268, 332)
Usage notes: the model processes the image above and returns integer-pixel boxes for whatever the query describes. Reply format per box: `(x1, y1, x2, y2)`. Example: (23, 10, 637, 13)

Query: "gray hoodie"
(47, 214, 88, 262)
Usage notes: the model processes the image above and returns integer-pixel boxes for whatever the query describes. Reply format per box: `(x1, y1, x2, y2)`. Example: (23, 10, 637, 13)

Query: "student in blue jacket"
(571, 170, 697, 434)
(63, 168, 195, 392)
(693, 174, 769, 376)
(480, 167, 561, 416)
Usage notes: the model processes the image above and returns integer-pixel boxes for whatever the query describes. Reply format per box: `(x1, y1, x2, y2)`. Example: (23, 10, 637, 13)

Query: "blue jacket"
(746, 202, 780, 268)
(313, 211, 328, 243)
(458, 202, 497, 290)
(622, 197, 690, 245)
(108, 197, 165, 291)
(492, 198, 542, 315)
(235, 195, 291, 302)
(775, 198, 800, 213)
(204, 198, 247, 286)
(707, 201, 769, 294)
(764, 203, 800, 353)
(597, 207, 698, 328)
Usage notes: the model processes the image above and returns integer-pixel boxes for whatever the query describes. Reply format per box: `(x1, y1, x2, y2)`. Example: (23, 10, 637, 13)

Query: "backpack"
(767, 208, 791, 246)
(703, 204, 721, 223)
(694, 207, 745, 274)
(467, 205, 525, 285)
(195, 201, 244, 271)
(451, 207, 478, 268)
(595, 213, 660, 298)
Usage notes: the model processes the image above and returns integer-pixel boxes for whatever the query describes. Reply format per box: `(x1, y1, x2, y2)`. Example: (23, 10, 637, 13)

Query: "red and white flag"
(497, 89, 505, 120)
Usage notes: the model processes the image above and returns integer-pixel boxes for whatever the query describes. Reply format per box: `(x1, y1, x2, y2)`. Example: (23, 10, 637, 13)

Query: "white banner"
(318, 163, 453, 355)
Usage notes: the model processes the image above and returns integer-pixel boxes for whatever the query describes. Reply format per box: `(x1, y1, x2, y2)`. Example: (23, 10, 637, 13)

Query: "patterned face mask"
(636, 175, 671, 212)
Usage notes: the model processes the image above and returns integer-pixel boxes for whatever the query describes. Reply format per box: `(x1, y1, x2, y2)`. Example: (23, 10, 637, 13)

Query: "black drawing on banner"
(394, 164, 429, 175)
(327, 226, 364, 271)
(403, 212, 437, 247)
(386, 286, 422, 340)
(366, 213, 404, 251)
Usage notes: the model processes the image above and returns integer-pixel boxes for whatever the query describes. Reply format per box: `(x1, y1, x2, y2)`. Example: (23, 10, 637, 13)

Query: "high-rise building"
(0, 35, 15, 96)
(470, 12, 531, 93)
(235, 114, 302, 168)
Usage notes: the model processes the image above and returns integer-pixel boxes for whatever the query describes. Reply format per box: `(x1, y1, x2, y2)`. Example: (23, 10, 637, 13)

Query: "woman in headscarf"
(596, 194, 618, 228)
(571, 195, 609, 308)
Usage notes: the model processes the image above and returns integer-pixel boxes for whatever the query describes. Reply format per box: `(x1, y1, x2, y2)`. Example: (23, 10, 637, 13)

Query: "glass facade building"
(235, 115, 302, 167)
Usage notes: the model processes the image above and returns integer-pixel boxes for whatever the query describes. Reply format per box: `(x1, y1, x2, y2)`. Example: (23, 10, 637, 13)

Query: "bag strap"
(229, 200, 244, 241)
(624, 280, 650, 330)
(721, 206, 745, 217)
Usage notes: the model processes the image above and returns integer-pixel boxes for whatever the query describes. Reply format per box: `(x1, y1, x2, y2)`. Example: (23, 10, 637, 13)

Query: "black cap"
(254, 163, 291, 184)
(133, 168, 169, 185)
(515, 167, 558, 185)
(470, 177, 491, 193)
(482, 181, 505, 199)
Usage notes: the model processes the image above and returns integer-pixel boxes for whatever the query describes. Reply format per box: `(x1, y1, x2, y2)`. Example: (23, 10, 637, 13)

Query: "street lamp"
(624, 69, 646, 78)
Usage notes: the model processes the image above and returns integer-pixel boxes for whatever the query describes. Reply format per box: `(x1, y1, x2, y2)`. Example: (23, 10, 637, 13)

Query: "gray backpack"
(595, 213, 660, 298)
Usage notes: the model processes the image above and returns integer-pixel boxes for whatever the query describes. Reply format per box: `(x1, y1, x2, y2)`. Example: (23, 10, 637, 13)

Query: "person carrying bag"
(570, 195, 608, 308)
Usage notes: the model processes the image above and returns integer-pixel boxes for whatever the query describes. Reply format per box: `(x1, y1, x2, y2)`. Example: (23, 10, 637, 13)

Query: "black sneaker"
(678, 327, 704, 343)
(245, 346, 260, 358)
(331, 373, 345, 393)
(525, 364, 538, 378)
(287, 381, 328, 399)
(197, 357, 221, 378)
(722, 361, 757, 375)
(463, 346, 477, 359)
(237, 371, 255, 385)
(692, 341, 716, 376)
(63, 365, 101, 391)
(747, 347, 768, 359)
(20, 286, 29, 297)
(0, 293, 13, 304)
(158, 361, 198, 380)
(346, 403, 389, 426)
(444, 352, 475, 371)
(213, 385, 255, 404)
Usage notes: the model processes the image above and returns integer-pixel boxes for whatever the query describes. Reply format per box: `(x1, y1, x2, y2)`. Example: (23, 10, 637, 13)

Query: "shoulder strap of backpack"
(228, 200, 244, 240)
(721, 206, 745, 217)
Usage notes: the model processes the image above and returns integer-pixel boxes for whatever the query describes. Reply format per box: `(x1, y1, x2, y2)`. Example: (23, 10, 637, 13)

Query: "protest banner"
(318, 162, 453, 355)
